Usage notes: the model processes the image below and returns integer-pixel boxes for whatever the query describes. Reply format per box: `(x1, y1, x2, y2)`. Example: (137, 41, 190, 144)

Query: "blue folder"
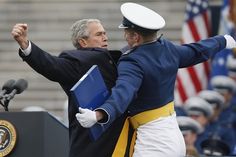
(70, 65, 110, 140)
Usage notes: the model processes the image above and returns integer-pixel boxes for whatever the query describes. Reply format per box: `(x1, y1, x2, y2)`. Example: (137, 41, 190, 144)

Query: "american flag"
(174, 0, 211, 105)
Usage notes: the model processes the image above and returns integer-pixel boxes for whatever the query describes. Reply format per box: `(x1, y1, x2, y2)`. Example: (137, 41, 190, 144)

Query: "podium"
(0, 112, 69, 157)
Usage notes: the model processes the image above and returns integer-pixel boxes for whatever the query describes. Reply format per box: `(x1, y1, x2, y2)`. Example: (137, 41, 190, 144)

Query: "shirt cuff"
(95, 108, 110, 124)
(20, 41, 32, 56)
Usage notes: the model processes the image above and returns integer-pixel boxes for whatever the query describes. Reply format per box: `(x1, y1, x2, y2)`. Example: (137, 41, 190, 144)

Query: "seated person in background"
(184, 97, 213, 128)
(210, 75, 236, 155)
(210, 76, 236, 128)
(183, 96, 213, 153)
(198, 90, 225, 123)
(177, 116, 203, 157)
(225, 56, 236, 154)
(198, 89, 236, 155)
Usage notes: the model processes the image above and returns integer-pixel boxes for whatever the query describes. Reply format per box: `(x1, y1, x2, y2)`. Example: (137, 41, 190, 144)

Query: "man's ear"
(78, 38, 87, 48)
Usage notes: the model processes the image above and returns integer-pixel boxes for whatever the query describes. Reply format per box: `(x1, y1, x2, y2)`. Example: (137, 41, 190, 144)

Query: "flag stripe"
(194, 15, 208, 39)
(203, 10, 211, 36)
(187, 66, 202, 92)
(188, 20, 201, 41)
(176, 76, 187, 102)
(182, 24, 194, 43)
(194, 62, 207, 89)
(178, 68, 197, 97)
(203, 61, 210, 81)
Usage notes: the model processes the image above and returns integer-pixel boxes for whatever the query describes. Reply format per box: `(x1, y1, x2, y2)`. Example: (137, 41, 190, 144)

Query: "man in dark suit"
(11, 19, 127, 157)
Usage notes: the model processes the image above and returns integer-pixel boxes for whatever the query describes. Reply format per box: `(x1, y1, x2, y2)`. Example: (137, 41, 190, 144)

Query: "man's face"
(84, 22, 108, 48)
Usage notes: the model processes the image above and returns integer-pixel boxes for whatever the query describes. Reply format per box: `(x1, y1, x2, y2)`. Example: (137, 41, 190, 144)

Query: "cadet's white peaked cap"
(184, 97, 213, 118)
(119, 2, 165, 30)
(198, 90, 225, 109)
(177, 116, 203, 135)
(210, 75, 236, 93)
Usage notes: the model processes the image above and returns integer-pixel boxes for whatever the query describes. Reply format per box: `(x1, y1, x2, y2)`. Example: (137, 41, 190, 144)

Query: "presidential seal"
(0, 120, 17, 157)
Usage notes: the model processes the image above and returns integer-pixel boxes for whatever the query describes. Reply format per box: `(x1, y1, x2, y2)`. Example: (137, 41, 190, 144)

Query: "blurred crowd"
(174, 1, 236, 157)
(176, 43, 236, 156)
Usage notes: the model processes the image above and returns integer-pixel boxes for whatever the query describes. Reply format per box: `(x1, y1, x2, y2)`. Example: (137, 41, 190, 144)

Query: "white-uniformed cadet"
(76, 2, 236, 157)
(177, 116, 203, 157)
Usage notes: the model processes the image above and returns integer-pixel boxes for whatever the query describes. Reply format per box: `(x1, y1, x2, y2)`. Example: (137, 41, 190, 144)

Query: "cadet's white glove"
(76, 107, 97, 128)
(224, 34, 236, 49)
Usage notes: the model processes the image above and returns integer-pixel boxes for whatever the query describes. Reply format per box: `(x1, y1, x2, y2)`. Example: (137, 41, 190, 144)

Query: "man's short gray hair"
(70, 19, 101, 49)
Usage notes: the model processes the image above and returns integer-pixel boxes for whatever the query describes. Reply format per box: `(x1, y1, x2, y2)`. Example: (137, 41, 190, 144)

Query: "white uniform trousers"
(133, 113, 186, 157)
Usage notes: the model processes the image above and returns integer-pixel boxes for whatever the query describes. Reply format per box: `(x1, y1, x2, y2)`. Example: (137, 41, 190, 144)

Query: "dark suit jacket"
(19, 42, 127, 157)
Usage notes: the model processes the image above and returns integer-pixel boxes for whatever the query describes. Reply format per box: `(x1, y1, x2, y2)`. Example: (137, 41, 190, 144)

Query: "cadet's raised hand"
(224, 34, 236, 49)
(11, 23, 29, 49)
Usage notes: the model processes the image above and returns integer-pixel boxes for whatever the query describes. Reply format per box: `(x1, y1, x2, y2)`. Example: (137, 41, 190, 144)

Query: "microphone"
(6, 79, 28, 101)
(0, 79, 16, 99)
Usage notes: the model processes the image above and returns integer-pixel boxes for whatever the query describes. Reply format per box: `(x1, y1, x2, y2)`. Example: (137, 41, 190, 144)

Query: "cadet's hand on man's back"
(11, 23, 29, 49)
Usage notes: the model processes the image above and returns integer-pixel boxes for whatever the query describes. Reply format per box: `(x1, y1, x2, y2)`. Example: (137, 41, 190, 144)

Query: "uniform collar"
(122, 34, 163, 56)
